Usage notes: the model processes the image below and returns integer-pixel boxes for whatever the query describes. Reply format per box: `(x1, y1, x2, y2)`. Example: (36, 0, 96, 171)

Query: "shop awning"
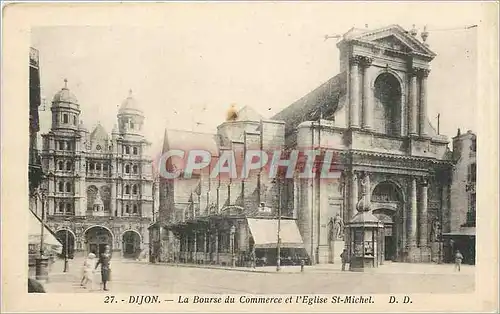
(246, 218, 304, 249)
(29, 210, 63, 254)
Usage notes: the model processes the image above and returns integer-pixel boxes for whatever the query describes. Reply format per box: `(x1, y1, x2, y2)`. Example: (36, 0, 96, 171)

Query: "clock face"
(96, 145, 102, 151)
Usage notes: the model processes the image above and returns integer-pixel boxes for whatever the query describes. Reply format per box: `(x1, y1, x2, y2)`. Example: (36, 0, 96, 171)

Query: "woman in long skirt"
(95, 245, 112, 291)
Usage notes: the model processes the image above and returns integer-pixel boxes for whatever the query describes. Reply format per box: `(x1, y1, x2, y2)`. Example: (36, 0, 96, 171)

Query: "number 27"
(104, 296, 115, 303)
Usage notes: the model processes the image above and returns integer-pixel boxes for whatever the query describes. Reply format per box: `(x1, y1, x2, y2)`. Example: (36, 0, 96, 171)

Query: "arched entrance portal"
(371, 181, 404, 261)
(55, 229, 75, 259)
(85, 226, 113, 255)
(373, 73, 402, 136)
(122, 231, 141, 258)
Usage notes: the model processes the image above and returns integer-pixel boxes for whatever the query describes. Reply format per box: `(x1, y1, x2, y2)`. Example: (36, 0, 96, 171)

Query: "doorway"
(384, 235, 395, 260)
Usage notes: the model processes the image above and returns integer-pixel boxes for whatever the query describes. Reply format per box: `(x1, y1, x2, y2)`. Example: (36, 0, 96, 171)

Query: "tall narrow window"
(59, 203, 64, 212)
(125, 165, 130, 174)
(133, 165, 138, 174)
(66, 182, 72, 192)
(66, 203, 72, 213)
(125, 146, 130, 154)
(59, 141, 65, 150)
(125, 185, 130, 194)
(103, 164, 108, 171)
(63, 114, 68, 124)
(125, 205, 130, 213)
(133, 204, 138, 214)
(132, 185, 137, 195)
(130, 122, 134, 129)
(133, 147, 138, 155)
(58, 161, 64, 170)
(73, 116, 77, 125)
(58, 182, 64, 192)
(66, 161, 72, 171)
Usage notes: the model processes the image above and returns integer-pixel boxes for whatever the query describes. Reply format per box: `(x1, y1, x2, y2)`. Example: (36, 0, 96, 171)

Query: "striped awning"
(246, 218, 304, 249)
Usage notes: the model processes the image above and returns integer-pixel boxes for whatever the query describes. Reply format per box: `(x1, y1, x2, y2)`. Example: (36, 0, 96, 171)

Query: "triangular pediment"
(348, 24, 436, 58)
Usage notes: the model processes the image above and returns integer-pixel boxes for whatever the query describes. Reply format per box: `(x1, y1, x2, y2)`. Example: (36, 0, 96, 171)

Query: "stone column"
(184, 234, 189, 263)
(419, 178, 429, 247)
(361, 57, 373, 130)
(349, 56, 361, 128)
(204, 232, 208, 264)
(193, 231, 197, 263)
(110, 181, 116, 216)
(419, 69, 430, 137)
(350, 171, 358, 218)
(409, 177, 418, 247)
(409, 69, 418, 136)
(215, 230, 219, 264)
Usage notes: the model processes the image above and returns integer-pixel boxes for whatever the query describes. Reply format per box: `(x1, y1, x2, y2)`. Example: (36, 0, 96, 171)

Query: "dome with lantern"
(52, 79, 79, 107)
(118, 89, 143, 116)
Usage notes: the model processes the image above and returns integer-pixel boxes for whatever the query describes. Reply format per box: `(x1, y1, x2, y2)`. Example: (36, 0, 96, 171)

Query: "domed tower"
(117, 89, 144, 139)
(51, 79, 80, 131)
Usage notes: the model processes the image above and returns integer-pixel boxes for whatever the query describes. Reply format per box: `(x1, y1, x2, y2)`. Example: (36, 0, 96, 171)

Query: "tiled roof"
(271, 71, 347, 133)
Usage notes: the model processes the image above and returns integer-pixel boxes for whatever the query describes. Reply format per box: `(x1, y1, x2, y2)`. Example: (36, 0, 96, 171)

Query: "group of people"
(80, 244, 112, 291)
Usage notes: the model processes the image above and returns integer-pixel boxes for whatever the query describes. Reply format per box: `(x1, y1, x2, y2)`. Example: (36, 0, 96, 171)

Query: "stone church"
(40, 82, 154, 258)
(272, 24, 454, 264)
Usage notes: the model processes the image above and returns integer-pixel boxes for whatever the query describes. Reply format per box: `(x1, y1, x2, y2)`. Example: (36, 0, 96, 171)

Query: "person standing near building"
(95, 245, 112, 291)
(340, 249, 349, 271)
(454, 249, 464, 272)
(80, 253, 96, 290)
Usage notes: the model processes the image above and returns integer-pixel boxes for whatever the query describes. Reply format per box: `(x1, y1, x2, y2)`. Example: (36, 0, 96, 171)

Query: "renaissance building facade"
(40, 83, 154, 258)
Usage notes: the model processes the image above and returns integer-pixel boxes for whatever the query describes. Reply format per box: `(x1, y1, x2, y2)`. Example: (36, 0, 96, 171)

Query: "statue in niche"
(329, 213, 344, 241)
(430, 219, 441, 242)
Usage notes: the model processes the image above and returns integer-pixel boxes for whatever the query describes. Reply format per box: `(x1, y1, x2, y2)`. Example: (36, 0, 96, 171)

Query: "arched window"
(132, 185, 138, 195)
(125, 205, 130, 213)
(133, 165, 138, 174)
(66, 161, 72, 171)
(58, 161, 64, 170)
(58, 182, 64, 192)
(133, 204, 138, 214)
(125, 185, 130, 194)
(59, 202, 64, 212)
(133, 147, 138, 155)
(125, 165, 130, 174)
(66, 182, 72, 192)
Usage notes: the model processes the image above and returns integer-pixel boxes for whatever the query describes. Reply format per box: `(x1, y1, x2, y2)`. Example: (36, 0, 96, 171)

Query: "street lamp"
(35, 184, 49, 282)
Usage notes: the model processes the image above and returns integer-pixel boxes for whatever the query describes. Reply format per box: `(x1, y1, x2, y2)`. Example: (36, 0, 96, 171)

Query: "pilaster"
(349, 56, 361, 128)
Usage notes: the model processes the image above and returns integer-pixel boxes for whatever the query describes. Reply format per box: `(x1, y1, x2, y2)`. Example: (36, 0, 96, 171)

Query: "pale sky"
(31, 3, 480, 154)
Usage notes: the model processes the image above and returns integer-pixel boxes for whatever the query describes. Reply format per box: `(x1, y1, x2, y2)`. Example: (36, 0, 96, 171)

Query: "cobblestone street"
(42, 257, 475, 294)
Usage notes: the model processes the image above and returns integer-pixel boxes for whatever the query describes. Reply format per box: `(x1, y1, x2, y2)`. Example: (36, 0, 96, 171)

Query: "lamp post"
(230, 225, 236, 268)
(63, 218, 70, 272)
(35, 185, 49, 282)
(272, 176, 282, 272)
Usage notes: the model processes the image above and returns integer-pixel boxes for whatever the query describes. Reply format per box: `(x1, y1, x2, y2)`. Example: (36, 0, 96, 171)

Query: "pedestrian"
(340, 249, 349, 271)
(95, 245, 112, 291)
(80, 253, 96, 290)
(454, 249, 464, 272)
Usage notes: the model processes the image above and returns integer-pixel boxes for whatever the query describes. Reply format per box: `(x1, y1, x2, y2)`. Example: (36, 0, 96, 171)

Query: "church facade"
(272, 24, 454, 264)
(40, 82, 154, 258)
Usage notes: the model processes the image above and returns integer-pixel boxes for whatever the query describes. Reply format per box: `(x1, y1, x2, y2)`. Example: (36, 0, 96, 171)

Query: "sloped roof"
(162, 129, 220, 155)
(236, 106, 265, 121)
(90, 123, 109, 140)
(271, 71, 347, 132)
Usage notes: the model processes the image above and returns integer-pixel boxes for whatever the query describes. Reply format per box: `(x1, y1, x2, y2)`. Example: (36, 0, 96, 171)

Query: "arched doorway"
(373, 73, 402, 136)
(84, 226, 113, 255)
(55, 229, 75, 259)
(122, 230, 141, 258)
(371, 181, 404, 261)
